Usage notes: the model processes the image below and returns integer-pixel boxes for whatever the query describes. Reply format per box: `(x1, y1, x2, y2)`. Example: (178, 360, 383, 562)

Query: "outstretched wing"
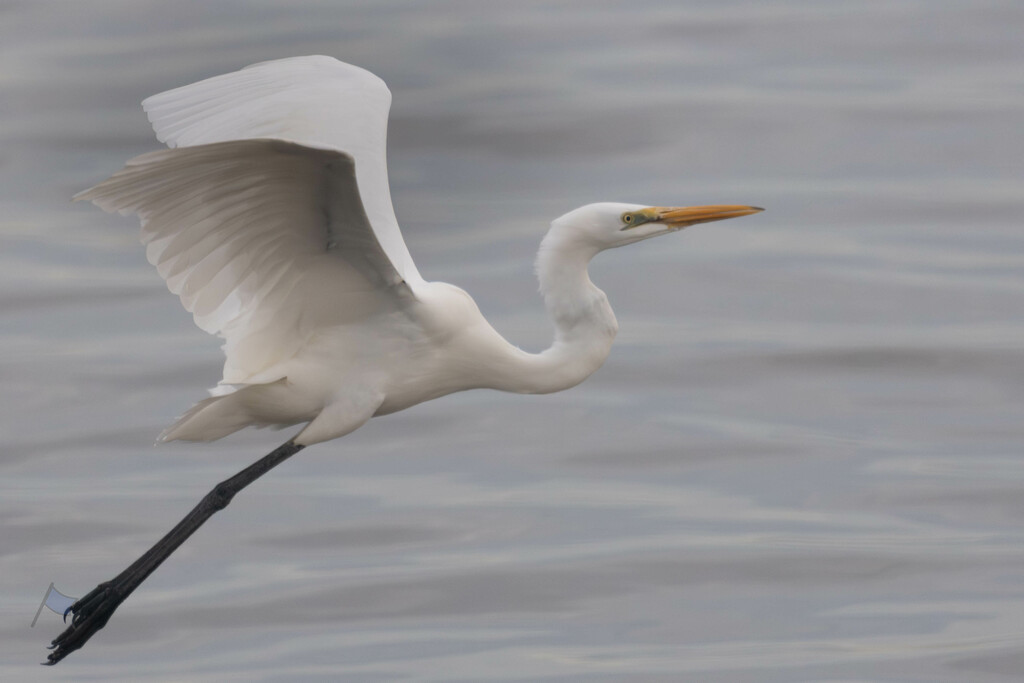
(77, 57, 423, 388)
(142, 55, 422, 285)
(78, 138, 411, 386)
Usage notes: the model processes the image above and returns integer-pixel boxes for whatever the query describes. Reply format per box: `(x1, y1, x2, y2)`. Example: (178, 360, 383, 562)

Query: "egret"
(46, 56, 761, 664)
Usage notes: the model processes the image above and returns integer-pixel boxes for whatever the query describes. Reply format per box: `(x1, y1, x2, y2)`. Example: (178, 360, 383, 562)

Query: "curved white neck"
(486, 228, 618, 394)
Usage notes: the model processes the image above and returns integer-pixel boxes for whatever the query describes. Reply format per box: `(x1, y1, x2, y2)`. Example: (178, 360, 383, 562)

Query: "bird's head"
(550, 202, 763, 252)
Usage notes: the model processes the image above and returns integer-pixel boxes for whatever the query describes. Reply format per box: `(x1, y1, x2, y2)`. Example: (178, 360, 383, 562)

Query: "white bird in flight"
(46, 56, 761, 664)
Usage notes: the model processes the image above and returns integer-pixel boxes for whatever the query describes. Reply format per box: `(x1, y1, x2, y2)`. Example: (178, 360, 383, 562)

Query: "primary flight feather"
(47, 56, 761, 663)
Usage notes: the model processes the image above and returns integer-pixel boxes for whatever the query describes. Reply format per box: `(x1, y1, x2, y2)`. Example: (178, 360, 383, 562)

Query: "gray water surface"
(3, 1, 1024, 681)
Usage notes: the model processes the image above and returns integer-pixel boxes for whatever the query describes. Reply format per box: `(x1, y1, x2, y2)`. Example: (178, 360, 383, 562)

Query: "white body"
(184, 269, 615, 446)
(79, 57, 757, 447)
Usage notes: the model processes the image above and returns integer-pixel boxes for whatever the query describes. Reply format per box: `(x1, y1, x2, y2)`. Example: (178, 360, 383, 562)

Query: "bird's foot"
(44, 580, 125, 665)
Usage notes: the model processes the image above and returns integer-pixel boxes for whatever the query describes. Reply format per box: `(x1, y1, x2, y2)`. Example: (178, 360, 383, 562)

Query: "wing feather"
(77, 138, 410, 385)
(142, 55, 422, 285)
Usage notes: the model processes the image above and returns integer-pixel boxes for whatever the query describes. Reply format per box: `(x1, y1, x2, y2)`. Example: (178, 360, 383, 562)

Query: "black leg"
(44, 438, 305, 665)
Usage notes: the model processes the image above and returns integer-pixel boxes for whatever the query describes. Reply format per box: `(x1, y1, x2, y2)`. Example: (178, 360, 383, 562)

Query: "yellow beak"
(651, 205, 764, 228)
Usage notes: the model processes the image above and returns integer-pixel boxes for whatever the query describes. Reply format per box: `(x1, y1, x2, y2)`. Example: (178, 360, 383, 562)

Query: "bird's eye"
(621, 213, 634, 225)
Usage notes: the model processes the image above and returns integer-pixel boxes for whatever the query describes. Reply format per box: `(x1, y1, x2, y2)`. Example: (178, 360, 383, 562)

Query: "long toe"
(44, 582, 123, 665)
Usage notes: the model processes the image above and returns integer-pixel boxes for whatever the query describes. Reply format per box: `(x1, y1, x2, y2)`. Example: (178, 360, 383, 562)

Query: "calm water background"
(2, 1, 1023, 680)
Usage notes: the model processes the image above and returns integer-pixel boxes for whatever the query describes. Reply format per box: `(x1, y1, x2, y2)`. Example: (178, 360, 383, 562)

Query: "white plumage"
(49, 56, 762, 664)
(143, 56, 420, 284)
(76, 56, 762, 447)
